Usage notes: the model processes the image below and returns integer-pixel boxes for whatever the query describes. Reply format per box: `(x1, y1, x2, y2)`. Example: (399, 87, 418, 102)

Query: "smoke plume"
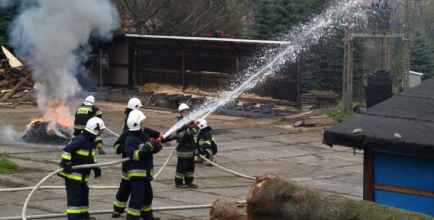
(8, 0, 119, 127)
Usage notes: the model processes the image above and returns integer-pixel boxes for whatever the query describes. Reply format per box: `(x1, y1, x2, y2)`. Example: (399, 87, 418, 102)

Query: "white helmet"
(85, 117, 106, 135)
(197, 119, 207, 129)
(83, 95, 95, 106)
(127, 110, 146, 131)
(178, 103, 189, 117)
(127, 98, 142, 110)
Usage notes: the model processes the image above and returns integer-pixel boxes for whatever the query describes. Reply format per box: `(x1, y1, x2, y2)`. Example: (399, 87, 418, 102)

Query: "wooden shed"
(323, 79, 434, 216)
(99, 34, 301, 107)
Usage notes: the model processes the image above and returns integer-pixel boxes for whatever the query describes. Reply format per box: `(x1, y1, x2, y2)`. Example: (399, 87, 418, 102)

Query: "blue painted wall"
(373, 151, 434, 216)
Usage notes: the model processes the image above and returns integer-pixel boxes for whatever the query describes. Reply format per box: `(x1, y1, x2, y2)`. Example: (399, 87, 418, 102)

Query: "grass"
(327, 111, 356, 122)
(327, 100, 364, 122)
(0, 158, 19, 174)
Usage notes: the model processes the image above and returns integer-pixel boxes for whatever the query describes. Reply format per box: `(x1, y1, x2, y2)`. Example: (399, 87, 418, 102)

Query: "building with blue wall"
(323, 79, 434, 216)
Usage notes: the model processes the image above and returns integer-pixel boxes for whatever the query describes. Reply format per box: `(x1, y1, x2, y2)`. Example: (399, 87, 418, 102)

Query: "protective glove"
(188, 120, 195, 127)
(114, 144, 125, 155)
(98, 148, 106, 154)
(146, 138, 158, 152)
(93, 168, 101, 178)
(138, 143, 150, 154)
(153, 142, 163, 154)
(97, 143, 106, 154)
(60, 162, 73, 173)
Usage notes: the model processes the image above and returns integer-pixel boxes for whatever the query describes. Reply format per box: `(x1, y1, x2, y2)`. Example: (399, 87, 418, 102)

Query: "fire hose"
(6, 125, 254, 220)
(21, 158, 129, 220)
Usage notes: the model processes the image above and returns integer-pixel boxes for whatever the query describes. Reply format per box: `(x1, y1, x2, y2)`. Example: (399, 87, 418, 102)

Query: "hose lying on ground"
(21, 158, 129, 220)
(3, 201, 247, 220)
(198, 154, 255, 180)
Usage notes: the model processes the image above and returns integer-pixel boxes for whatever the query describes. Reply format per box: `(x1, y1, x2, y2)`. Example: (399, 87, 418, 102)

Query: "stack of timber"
(0, 59, 36, 108)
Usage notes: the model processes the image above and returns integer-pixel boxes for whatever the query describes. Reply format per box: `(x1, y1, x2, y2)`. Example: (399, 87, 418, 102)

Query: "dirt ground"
(0, 98, 363, 220)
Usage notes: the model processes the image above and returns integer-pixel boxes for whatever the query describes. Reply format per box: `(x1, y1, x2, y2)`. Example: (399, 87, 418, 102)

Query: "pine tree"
(0, 6, 16, 47)
(410, 30, 434, 78)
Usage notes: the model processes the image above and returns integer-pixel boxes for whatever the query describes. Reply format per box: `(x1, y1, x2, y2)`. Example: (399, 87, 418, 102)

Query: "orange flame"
(28, 99, 74, 134)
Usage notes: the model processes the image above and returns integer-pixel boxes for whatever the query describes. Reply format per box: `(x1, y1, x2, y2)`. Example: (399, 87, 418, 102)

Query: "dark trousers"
(113, 178, 131, 213)
(73, 128, 82, 136)
(175, 157, 195, 185)
(65, 179, 90, 220)
(127, 179, 153, 220)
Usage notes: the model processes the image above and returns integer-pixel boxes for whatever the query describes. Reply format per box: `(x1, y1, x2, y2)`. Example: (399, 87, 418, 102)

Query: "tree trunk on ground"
(246, 175, 433, 220)
(210, 199, 247, 220)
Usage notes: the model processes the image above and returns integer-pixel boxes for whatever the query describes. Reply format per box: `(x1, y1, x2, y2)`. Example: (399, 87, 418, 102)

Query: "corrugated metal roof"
(123, 34, 290, 53)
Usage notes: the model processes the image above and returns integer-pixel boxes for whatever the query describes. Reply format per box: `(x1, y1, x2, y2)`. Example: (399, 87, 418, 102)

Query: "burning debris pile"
(22, 118, 71, 144)
(0, 59, 36, 108)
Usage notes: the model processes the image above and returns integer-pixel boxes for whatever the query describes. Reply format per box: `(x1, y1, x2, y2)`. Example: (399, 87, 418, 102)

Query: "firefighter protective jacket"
(197, 126, 218, 156)
(122, 108, 133, 133)
(73, 104, 102, 130)
(58, 131, 98, 182)
(175, 118, 198, 159)
(114, 128, 161, 181)
(125, 129, 160, 180)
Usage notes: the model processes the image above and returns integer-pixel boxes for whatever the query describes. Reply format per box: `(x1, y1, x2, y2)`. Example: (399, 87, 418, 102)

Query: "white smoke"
(8, 0, 119, 126)
(1, 125, 19, 141)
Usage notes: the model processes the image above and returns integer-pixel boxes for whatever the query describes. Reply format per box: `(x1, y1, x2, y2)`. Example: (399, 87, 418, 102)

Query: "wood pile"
(0, 59, 36, 108)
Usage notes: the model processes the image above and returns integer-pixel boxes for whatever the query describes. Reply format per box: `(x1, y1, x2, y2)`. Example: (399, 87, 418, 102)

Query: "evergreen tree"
(410, 30, 434, 79)
(252, 0, 367, 99)
(0, 6, 16, 47)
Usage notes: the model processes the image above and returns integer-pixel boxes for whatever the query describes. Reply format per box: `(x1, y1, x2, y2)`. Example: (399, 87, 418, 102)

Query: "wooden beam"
(369, 150, 375, 201)
(374, 184, 434, 198)
(138, 68, 231, 78)
(1, 74, 30, 102)
(352, 33, 403, 38)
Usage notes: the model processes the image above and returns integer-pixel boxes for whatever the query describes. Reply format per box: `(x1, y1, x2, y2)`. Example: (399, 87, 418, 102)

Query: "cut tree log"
(210, 199, 247, 220)
(246, 175, 433, 220)
(1, 74, 30, 102)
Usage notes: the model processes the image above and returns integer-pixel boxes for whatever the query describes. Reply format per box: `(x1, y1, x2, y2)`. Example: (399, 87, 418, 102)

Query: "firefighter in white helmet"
(195, 119, 218, 164)
(123, 110, 163, 220)
(122, 98, 143, 132)
(73, 95, 105, 154)
(58, 117, 105, 220)
(174, 103, 200, 188)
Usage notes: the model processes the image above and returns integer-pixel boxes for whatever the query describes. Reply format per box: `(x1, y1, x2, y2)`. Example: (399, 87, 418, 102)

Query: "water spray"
(160, 0, 367, 140)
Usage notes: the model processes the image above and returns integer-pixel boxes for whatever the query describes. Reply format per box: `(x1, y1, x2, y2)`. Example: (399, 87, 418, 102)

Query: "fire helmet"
(178, 103, 189, 117)
(85, 117, 106, 135)
(197, 119, 207, 129)
(127, 110, 146, 131)
(127, 98, 142, 110)
(83, 95, 95, 106)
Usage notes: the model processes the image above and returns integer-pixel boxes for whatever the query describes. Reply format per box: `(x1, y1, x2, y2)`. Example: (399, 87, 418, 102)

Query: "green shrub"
(327, 111, 356, 122)
(0, 158, 19, 174)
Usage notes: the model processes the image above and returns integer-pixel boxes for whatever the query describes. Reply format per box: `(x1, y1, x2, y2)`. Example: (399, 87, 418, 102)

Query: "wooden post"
(402, 0, 411, 90)
(342, 8, 354, 113)
(297, 59, 301, 110)
(182, 51, 185, 93)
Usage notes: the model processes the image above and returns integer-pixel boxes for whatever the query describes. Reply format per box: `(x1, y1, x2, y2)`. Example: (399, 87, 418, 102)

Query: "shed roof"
(122, 34, 290, 53)
(323, 79, 434, 158)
